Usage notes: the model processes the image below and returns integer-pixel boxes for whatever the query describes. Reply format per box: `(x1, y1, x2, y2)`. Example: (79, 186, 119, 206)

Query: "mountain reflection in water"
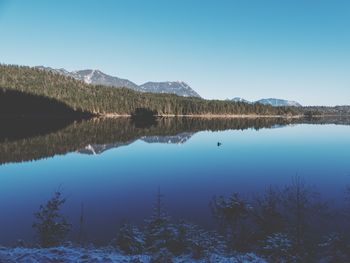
(0, 116, 350, 165)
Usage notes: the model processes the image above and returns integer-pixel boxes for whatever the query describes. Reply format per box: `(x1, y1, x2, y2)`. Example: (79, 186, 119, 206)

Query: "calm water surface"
(0, 117, 349, 245)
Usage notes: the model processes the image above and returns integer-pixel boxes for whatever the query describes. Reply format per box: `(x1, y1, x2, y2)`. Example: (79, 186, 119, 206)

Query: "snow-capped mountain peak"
(35, 66, 201, 98)
(139, 81, 200, 97)
(83, 70, 95, 84)
(256, 98, 302, 107)
(230, 97, 302, 107)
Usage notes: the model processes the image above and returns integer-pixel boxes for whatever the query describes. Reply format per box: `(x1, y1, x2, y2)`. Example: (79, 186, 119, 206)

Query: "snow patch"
(84, 144, 97, 155)
(84, 70, 95, 84)
(0, 246, 267, 263)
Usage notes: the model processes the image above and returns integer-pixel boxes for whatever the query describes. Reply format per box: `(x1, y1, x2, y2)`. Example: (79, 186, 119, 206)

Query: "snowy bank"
(0, 246, 267, 263)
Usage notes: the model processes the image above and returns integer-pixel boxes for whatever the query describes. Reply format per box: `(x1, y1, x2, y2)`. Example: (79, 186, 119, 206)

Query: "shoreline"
(98, 113, 305, 119)
(1, 113, 350, 120)
(0, 246, 266, 263)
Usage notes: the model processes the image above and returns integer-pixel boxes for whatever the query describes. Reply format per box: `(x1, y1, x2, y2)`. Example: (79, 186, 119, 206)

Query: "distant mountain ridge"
(140, 81, 200, 97)
(231, 97, 302, 107)
(36, 66, 200, 98)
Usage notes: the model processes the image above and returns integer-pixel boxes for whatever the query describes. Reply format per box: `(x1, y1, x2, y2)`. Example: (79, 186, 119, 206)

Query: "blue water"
(0, 123, 349, 245)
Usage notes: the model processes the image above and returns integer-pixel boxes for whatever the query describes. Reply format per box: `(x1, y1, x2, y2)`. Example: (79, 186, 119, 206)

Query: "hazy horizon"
(0, 0, 349, 106)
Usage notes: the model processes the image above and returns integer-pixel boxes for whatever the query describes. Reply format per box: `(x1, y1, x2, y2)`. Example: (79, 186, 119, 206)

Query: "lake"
(0, 117, 349, 246)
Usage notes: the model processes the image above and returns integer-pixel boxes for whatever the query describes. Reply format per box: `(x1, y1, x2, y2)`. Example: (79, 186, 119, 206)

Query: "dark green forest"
(0, 88, 91, 117)
(0, 65, 300, 116)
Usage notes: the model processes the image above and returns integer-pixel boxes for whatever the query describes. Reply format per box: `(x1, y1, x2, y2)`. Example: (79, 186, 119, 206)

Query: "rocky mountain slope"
(36, 66, 200, 97)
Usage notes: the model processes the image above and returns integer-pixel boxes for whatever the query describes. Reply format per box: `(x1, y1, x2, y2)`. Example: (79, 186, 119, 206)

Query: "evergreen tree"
(116, 222, 145, 254)
(282, 175, 329, 257)
(283, 176, 310, 252)
(145, 188, 175, 252)
(211, 193, 253, 251)
(0, 64, 302, 117)
(32, 190, 71, 247)
(253, 186, 285, 237)
(175, 221, 226, 259)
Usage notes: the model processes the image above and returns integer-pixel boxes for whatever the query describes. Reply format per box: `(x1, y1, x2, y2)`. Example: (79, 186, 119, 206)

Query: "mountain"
(256, 98, 302, 107)
(1, 65, 301, 117)
(139, 81, 201, 97)
(36, 66, 200, 97)
(73, 69, 141, 91)
(230, 97, 302, 107)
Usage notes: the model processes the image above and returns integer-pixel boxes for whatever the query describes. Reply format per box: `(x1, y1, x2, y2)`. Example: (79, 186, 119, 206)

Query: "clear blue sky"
(0, 0, 349, 105)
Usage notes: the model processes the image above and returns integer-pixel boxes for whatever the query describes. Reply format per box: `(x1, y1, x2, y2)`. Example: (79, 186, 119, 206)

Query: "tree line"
(0, 64, 300, 116)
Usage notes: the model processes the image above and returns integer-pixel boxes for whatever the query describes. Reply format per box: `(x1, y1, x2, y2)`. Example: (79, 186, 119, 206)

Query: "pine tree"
(145, 188, 175, 252)
(0, 64, 302, 117)
(32, 191, 71, 247)
(253, 186, 285, 237)
(116, 222, 145, 254)
(211, 193, 252, 251)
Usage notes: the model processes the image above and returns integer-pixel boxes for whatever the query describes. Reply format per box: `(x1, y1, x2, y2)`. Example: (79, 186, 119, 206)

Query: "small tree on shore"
(253, 186, 284, 237)
(145, 188, 174, 252)
(116, 222, 145, 254)
(211, 193, 252, 251)
(32, 190, 71, 247)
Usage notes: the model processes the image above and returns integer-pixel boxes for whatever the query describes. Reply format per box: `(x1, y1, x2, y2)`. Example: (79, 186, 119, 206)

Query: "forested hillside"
(0, 88, 90, 116)
(0, 65, 299, 116)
